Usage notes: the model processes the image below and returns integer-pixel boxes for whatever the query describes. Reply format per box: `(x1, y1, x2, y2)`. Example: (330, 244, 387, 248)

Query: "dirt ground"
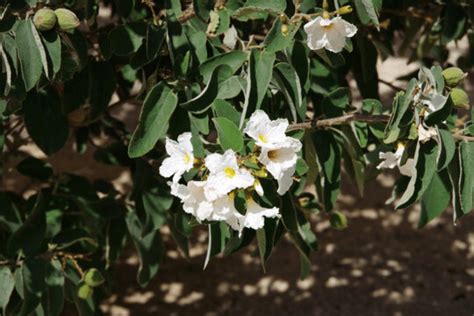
(2, 33, 474, 316)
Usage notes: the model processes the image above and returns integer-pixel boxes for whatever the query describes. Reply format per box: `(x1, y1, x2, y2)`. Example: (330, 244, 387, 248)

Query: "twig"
(287, 113, 390, 131)
(378, 78, 403, 91)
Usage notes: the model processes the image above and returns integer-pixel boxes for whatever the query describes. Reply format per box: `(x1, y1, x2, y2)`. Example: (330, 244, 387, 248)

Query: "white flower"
(303, 16, 357, 53)
(211, 195, 243, 231)
(159, 132, 194, 182)
(204, 150, 254, 201)
(416, 67, 448, 115)
(377, 144, 414, 177)
(418, 124, 438, 143)
(240, 198, 280, 232)
(259, 138, 302, 195)
(223, 25, 238, 49)
(243, 110, 288, 148)
(169, 181, 213, 222)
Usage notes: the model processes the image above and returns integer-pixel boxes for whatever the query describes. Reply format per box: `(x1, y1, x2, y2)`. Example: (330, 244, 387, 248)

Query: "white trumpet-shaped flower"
(159, 132, 194, 182)
(169, 181, 213, 222)
(418, 123, 438, 143)
(377, 143, 414, 177)
(240, 198, 280, 233)
(259, 138, 302, 195)
(416, 67, 448, 115)
(244, 110, 288, 148)
(204, 150, 254, 201)
(304, 16, 357, 53)
(211, 195, 243, 231)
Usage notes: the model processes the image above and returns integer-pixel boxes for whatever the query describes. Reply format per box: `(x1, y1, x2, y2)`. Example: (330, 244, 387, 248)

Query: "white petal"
(223, 25, 238, 49)
(159, 157, 180, 178)
(276, 167, 296, 195)
(177, 132, 193, 153)
(340, 18, 357, 37)
(399, 158, 414, 177)
(325, 24, 348, 53)
(427, 93, 448, 112)
(243, 199, 280, 230)
(376, 152, 398, 170)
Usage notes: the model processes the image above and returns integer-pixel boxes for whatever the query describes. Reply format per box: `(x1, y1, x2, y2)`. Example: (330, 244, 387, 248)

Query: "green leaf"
(0, 192, 22, 232)
(418, 171, 451, 228)
(7, 193, 46, 257)
(437, 128, 456, 171)
(88, 61, 117, 119)
(263, 18, 301, 53)
(213, 117, 244, 152)
(18, 257, 47, 316)
(442, 3, 466, 45)
(0, 267, 14, 314)
(84, 269, 105, 287)
(273, 62, 305, 121)
(42, 259, 65, 316)
(212, 99, 240, 126)
(313, 131, 341, 212)
(114, 0, 135, 17)
(130, 24, 166, 69)
(241, 50, 275, 127)
(460, 141, 474, 214)
(199, 51, 248, 83)
(321, 87, 350, 118)
(23, 90, 69, 156)
(16, 156, 53, 180)
(128, 82, 178, 158)
(41, 31, 62, 78)
(384, 79, 417, 144)
(181, 65, 233, 113)
(233, 0, 286, 21)
(203, 222, 230, 269)
(15, 20, 43, 91)
(396, 140, 439, 209)
(280, 192, 298, 232)
(126, 211, 164, 288)
(109, 23, 146, 56)
(354, 0, 380, 30)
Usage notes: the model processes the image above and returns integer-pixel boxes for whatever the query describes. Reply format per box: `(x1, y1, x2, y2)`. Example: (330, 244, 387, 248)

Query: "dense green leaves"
(128, 82, 178, 158)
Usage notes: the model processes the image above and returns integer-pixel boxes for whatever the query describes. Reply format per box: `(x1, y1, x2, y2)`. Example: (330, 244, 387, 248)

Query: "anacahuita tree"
(0, 0, 473, 314)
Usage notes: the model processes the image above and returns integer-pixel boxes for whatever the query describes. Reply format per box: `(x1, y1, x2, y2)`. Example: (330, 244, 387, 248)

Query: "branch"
(287, 113, 474, 142)
(287, 113, 390, 131)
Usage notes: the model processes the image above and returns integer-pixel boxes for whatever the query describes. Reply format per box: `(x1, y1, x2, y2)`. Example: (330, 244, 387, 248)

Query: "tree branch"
(287, 113, 474, 142)
(287, 113, 390, 132)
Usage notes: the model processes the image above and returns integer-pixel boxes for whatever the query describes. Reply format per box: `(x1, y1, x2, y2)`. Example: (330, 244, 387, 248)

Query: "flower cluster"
(159, 110, 302, 234)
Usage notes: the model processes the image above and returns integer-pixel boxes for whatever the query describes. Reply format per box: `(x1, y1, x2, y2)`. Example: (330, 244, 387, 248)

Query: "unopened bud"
(279, 13, 288, 23)
(54, 8, 80, 31)
(450, 88, 470, 109)
(330, 211, 347, 230)
(337, 5, 353, 15)
(442, 67, 467, 87)
(33, 8, 57, 31)
(281, 24, 289, 36)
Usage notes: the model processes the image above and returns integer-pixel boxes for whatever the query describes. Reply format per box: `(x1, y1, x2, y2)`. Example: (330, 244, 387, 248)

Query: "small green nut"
(330, 211, 347, 230)
(77, 282, 93, 300)
(449, 88, 470, 109)
(54, 8, 80, 31)
(84, 268, 105, 287)
(442, 67, 467, 87)
(33, 8, 57, 32)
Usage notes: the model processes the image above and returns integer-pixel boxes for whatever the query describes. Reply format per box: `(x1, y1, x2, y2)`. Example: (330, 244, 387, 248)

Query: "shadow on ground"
(100, 175, 474, 316)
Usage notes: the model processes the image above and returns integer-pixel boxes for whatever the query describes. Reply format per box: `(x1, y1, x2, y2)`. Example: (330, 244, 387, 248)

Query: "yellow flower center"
(323, 23, 334, 31)
(268, 150, 278, 160)
(183, 152, 191, 164)
(258, 134, 267, 143)
(224, 167, 236, 178)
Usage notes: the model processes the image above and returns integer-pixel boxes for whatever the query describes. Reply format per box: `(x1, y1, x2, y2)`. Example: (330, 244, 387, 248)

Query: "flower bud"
(337, 5, 353, 15)
(281, 24, 289, 36)
(449, 88, 470, 109)
(54, 8, 80, 31)
(84, 268, 105, 287)
(33, 8, 57, 31)
(442, 67, 467, 87)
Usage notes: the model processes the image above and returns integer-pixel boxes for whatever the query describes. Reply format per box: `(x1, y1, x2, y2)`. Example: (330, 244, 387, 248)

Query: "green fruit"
(330, 211, 348, 230)
(450, 88, 470, 109)
(77, 283, 93, 300)
(54, 8, 80, 31)
(33, 8, 57, 32)
(442, 67, 467, 87)
(84, 268, 105, 287)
